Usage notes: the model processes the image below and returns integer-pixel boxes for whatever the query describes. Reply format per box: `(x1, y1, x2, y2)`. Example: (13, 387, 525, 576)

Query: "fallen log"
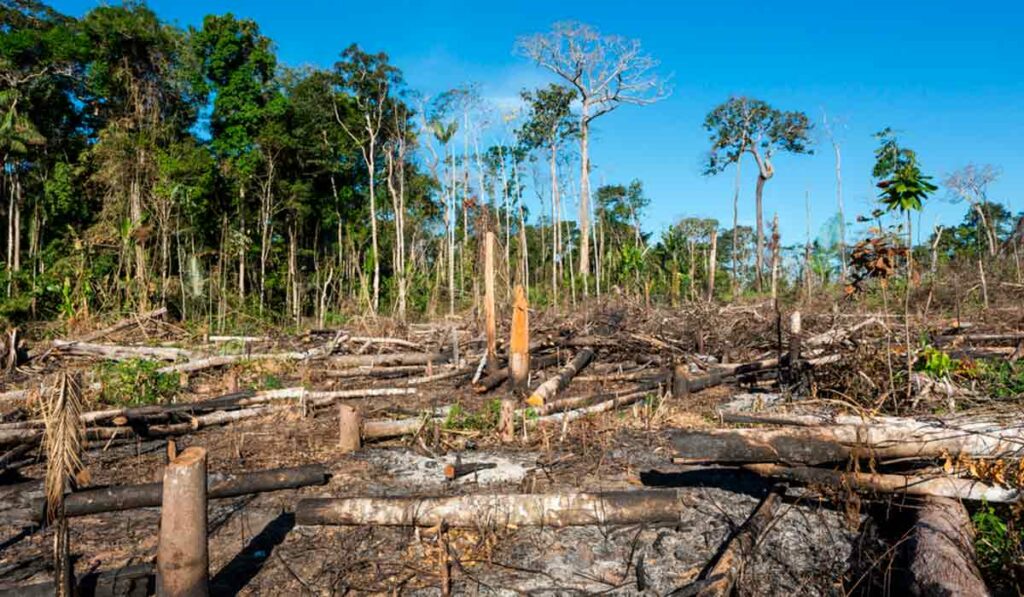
(907, 497, 992, 596)
(319, 365, 424, 379)
(405, 365, 473, 386)
(743, 463, 1020, 502)
(473, 353, 559, 393)
(672, 421, 1024, 465)
(235, 386, 416, 408)
(534, 387, 657, 420)
(443, 461, 497, 480)
(52, 340, 192, 362)
(0, 562, 154, 597)
(159, 349, 449, 374)
(208, 334, 270, 343)
(346, 336, 421, 350)
(30, 464, 327, 522)
(694, 485, 786, 596)
(525, 348, 594, 407)
(296, 489, 691, 528)
(78, 307, 168, 343)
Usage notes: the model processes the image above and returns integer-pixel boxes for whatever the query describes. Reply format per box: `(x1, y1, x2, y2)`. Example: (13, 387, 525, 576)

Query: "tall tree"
(944, 164, 1001, 257)
(518, 83, 576, 303)
(332, 44, 403, 315)
(84, 2, 198, 309)
(191, 13, 277, 305)
(516, 21, 668, 296)
(704, 97, 812, 291)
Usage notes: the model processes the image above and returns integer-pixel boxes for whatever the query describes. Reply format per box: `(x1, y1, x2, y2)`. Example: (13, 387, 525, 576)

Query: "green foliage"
(872, 128, 937, 214)
(703, 96, 813, 175)
(972, 501, 1023, 576)
(971, 360, 1024, 399)
(443, 400, 502, 431)
(259, 373, 283, 390)
(97, 358, 178, 406)
(517, 83, 577, 150)
(917, 346, 955, 378)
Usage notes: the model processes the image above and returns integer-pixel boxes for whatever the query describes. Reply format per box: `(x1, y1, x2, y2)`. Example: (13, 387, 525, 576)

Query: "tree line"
(0, 1, 1016, 329)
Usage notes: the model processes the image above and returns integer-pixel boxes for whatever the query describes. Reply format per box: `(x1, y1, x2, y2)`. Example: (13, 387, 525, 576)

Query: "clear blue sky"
(54, 0, 1024, 246)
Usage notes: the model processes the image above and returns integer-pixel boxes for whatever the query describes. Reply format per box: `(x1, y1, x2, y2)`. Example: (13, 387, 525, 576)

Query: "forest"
(0, 1, 1022, 596)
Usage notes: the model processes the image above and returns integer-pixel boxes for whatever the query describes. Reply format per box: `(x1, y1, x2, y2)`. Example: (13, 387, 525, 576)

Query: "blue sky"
(55, 0, 1024, 246)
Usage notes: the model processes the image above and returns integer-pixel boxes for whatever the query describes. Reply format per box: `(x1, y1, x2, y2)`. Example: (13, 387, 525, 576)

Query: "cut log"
(0, 562, 155, 597)
(338, 404, 361, 453)
(30, 464, 327, 521)
(525, 348, 594, 407)
(156, 447, 208, 597)
(443, 461, 497, 480)
(743, 463, 1020, 502)
(296, 489, 691, 528)
(533, 388, 656, 425)
(208, 335, 269, 343)
(695, 485, 786, 596)
(906, 496, 991, 596)
(237, 386, 416, 408)
(159, 350, 448, 375)
(346, 336, 421, 350)
(683, 418, 1024, 463)
(405, 365, 473, 386)
(52, 340, 192, 362)
(509, 284, 530, 393)
(319, 365, 424, 379)
(499, 399, 515, 443)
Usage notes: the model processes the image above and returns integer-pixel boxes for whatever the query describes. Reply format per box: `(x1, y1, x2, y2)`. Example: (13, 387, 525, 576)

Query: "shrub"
(97, 358, 179, 406)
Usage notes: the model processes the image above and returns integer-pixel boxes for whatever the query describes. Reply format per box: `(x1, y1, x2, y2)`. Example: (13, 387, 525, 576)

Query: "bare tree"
(333, 45, 402, 315)
(821, 110, 847, 283)
(945, 164, 1002, 257)
(516, 21, 669, 296)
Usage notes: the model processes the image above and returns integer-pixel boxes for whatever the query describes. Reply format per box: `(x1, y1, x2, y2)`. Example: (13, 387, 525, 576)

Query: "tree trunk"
(509, 284, 530, 393)
(484, 230, 497, 375)
(744, 463, 1018, 502)
(907, 497, 991, 596)
(549, 145, 559, 304)
(297, 489, 690, 528)
(525, 348, 594, 406)
(834, 140, 847, 283)
(707, 228, 718, 301)
(695, 485, 786, 596)
(578, 113, 591, 296)
(673, 420, 1024, 465)
(754, 173, 767, 292)
(156, 447, 208, 597)
(31, 465, 327, 521)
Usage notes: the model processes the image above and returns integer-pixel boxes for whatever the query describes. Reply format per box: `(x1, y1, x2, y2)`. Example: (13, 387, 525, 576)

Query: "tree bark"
(484, 230, 497, 374)
(31, 464, 326, 521)
(578, 113, 591, 296)
(525, 348, 595, 406)
(673, 420, 1024, 465)
(694, 485, 786, 596)
(509, 284, 530, 392)
(297, 489, 690, 528)
(743, 463, 1020, 502)
(906, 497, 991, 596)
(156, 447, 208, 597)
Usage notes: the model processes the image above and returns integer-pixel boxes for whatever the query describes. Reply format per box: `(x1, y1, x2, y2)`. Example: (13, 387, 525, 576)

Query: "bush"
(973, 501, 1023, 583)
(443, 400, 501, 431)
(97, 358, 179, 406)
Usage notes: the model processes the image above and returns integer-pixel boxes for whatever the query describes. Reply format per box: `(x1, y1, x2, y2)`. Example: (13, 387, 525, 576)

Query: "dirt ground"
(3, 299, 1003, 595)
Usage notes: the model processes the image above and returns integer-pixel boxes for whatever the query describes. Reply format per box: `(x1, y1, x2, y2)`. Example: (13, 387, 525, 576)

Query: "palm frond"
(41, 372, 84, 524)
